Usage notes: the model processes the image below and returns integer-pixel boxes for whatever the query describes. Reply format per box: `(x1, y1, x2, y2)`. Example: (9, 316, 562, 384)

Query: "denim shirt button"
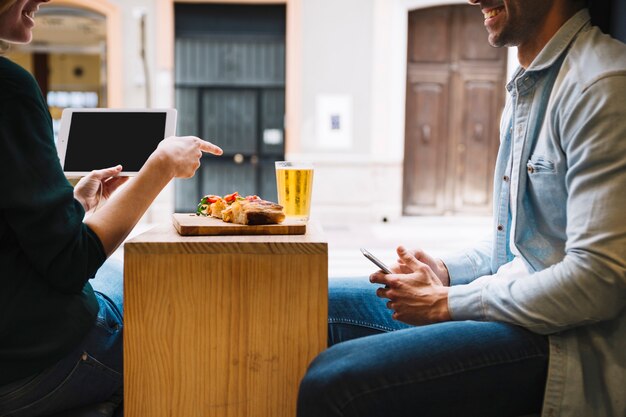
(503, 175, 510, 182)
(497, 224, 504, 231)
(528, 166, 535, 174)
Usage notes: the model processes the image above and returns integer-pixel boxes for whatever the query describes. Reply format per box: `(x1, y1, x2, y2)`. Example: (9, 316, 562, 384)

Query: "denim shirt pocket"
(525, 154, 567, 235)
(527, 155, 556, 175)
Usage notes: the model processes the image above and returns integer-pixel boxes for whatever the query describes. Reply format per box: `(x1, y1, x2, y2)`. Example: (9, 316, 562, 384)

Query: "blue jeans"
(297, 278, 549, 417)
(0, 258, 124, 417)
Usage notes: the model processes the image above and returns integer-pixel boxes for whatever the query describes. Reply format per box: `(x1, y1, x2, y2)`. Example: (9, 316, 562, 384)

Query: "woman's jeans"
(0, 258, 124, 417)
(297, 278, 549, 417)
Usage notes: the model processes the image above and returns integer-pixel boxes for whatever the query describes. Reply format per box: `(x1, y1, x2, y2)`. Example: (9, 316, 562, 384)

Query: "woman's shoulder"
(0, 57, 42, 101)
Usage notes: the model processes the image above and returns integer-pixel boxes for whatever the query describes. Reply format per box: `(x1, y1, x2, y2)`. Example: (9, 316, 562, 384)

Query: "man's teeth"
(484, 8, 502, 19)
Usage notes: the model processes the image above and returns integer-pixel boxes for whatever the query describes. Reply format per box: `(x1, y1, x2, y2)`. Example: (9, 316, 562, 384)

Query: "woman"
(0, 0, 223, 415)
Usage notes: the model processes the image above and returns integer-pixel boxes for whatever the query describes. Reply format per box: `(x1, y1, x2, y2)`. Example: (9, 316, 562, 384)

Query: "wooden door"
(403, 5, 507, 215)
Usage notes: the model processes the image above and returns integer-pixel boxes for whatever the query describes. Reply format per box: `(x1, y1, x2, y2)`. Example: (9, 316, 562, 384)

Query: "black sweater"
(0, 57, 105, 385)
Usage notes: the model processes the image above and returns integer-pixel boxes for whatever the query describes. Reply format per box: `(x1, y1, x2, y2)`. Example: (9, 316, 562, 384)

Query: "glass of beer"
(275, 161, 314, 222)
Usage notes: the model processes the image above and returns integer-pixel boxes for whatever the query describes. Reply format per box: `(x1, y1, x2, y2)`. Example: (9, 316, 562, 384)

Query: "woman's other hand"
(73, 165, 129, 212)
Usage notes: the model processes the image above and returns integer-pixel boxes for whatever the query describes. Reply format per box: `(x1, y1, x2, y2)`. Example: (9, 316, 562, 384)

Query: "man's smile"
(483, 6, 505, 19)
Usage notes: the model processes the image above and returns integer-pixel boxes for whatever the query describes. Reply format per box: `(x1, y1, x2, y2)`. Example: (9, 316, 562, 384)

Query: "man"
(297, 1, 626, 416)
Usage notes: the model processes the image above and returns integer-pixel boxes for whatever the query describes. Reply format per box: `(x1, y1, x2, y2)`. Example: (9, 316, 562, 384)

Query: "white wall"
(300, 0, 375, 155)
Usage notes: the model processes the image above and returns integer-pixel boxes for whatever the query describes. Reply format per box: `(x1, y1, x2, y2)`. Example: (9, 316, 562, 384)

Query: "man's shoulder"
(567, 26, 626, 90)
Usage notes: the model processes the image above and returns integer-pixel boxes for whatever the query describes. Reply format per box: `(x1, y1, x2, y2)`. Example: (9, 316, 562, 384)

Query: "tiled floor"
(113, 215, 492, 278)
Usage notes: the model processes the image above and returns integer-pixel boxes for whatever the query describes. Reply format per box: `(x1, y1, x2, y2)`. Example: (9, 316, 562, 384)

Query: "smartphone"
(360, 248, 393, 274)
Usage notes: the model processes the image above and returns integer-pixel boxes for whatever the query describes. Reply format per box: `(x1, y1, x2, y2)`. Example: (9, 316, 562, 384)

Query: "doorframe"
(156, 0, 301, 154)
(52, 0, 123, 107)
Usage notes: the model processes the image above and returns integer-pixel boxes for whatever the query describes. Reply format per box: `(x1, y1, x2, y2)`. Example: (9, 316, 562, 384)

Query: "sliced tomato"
(206, 195, 221, 204)
(245, 195, 261, 201)
(224, 192, 239, 203)
(200, 195, 220, 204)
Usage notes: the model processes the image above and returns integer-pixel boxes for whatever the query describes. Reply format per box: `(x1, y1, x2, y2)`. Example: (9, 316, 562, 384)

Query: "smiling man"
(297, 1, 626, 416)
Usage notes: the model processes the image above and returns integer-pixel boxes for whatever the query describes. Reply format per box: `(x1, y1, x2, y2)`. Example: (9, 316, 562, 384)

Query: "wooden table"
(123, 223, 328, 417)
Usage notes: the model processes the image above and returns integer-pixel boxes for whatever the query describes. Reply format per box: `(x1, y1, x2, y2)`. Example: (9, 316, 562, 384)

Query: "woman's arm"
(84, 136, 222, 256)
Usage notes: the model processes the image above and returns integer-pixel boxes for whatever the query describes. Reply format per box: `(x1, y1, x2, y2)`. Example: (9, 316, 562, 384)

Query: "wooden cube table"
(123, 223, 328, 417)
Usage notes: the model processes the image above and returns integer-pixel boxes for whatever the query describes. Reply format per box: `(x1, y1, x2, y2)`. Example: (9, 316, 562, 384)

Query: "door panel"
(201, 159, 257, 197)
(457, 79, 498, 208)
(403, 5, 506, 215)
(261, 89, 286, 155)
(260, 161, 279, 201)
(175, 37, 285, 86)
(202, 89, 258, 154)
(175, 88, 198, 139)
(407, 7, 451, 63)
(405, 84, 443, 208)
(404, 71, 449, 214)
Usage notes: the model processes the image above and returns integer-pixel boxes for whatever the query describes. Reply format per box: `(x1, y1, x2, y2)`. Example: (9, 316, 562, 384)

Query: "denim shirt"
(443, 10, 626, 417)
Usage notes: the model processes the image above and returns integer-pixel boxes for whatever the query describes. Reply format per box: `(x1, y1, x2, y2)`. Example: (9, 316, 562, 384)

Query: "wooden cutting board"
(172, 213, 307, 236)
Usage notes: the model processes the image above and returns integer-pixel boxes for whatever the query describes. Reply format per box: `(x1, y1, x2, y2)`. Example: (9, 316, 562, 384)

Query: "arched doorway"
(5, 0, 122, 136)
(7, 6, 106, 141)
(402, 4, 507, 215)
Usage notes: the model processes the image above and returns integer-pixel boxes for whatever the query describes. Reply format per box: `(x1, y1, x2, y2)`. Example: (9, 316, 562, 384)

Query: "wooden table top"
(124, 221, 328, 255)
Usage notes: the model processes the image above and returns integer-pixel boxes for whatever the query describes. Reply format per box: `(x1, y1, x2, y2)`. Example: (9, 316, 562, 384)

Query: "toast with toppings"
(222, 196, 286, 225)
(197, 192, 240, 218)
(197, 192, 285, 225)
(197, 195, 221, 217)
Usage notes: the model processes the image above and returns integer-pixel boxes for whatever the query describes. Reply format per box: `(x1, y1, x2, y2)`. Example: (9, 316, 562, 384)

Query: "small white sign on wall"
(316, 94, 353, 149)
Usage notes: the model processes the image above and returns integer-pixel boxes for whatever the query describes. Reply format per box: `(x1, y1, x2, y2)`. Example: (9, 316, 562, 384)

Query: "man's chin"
(487, 33, 506, 48)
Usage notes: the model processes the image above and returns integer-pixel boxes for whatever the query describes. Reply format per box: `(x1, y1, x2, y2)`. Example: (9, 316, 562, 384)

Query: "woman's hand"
(150, 136, 223, 179)
(73, 165, 129, 212)
(371, 246, 451, 326)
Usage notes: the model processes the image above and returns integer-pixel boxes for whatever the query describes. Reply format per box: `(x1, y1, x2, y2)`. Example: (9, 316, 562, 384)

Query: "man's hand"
(371, 246, 451, 326)
(389, 248, 450, 286)
(73, 165, 129, 212)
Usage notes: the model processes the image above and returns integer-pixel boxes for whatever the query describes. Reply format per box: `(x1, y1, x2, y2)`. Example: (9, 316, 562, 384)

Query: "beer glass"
(275, 161, 314, 222)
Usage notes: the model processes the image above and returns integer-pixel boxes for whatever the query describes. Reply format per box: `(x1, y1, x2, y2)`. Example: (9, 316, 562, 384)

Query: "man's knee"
(297, 345, 354, 417)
